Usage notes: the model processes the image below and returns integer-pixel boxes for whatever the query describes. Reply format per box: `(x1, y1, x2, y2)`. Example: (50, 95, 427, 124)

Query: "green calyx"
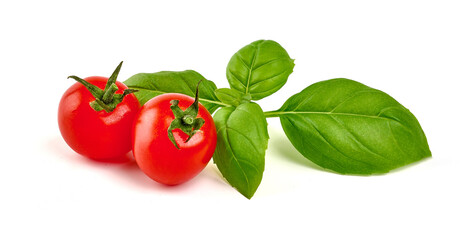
(67, 61, 138, 113)
(167, 80, 205, 149)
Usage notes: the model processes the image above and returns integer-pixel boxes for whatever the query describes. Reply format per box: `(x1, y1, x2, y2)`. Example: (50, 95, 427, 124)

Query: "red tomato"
(132, 93, 217, 185)
(58, 76, 140, 161)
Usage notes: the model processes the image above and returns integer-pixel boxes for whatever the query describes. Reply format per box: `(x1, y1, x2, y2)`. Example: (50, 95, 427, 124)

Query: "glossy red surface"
(132, 93, 217, 185)
(58, 76, 140, 160)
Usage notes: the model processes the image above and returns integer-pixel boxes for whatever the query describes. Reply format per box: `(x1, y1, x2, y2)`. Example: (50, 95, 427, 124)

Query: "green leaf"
(213, 103, 269, 199)
(214, 88, 251, 107)
(124, 70, 225, 113)
(270, 78, 431, 175)
(226, 40, 295, 100)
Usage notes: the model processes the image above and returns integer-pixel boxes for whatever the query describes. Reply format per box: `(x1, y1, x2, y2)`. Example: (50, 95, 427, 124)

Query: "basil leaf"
(213, 103, 269, 199)
(271, 78, 431, 175)
(124, 70, 224, 113)
(226, 40, 295, 100)
(214, 88, 251, 107)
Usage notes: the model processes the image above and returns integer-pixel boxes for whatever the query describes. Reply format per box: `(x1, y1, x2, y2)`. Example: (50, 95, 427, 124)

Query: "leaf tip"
(239, 189, 255, 200)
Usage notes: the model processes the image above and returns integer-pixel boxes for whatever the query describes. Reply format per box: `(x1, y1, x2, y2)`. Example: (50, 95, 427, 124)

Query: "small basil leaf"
(226, 40, 295, 100)
(124, 70, 223, 113)
(274, 78, 431, 175)
(213, 103, 269, 199)
(214, 88, 251, 107)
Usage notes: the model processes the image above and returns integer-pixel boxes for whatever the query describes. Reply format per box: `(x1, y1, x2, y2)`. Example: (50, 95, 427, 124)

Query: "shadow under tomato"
(45, 136, 157, 189)
(46, 135, 225, 193)
(90, 154, 133, 164)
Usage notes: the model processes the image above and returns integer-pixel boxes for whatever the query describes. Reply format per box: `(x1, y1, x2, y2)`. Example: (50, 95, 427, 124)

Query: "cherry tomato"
(58, 64, 140, 161)
(132, 93, 217, 185)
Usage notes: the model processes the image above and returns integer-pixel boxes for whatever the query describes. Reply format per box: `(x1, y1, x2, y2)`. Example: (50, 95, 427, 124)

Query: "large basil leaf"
(213, 103, 269, 199)
(124, 70, 225, 113)
(226, 40, 295, 100)
(271, 78, 431, 175)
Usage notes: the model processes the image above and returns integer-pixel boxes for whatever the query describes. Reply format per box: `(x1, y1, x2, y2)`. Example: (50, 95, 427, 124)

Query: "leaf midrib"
(129, 86, 229, 107)
(265, 111, 395, 122)
(245, 46, 258, 95)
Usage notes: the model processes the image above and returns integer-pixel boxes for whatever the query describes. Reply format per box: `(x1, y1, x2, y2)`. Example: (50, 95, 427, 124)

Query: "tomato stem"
(167, 80, 205, 149)
(67, 75, 103, 98)
(102, 83, 119, 104)
(104, 61, 122, 91)
(182, 115, 195, 125)
(67, 61, 138, 113)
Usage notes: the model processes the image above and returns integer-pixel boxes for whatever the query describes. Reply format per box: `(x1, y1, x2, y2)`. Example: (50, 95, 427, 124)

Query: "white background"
(1, 0, 463, 239)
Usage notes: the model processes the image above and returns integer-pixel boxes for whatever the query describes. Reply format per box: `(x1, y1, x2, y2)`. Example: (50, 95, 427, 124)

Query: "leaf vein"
(285, 116, 345, 170)
(245, 45, 259, 94)
(128, 87, 228, 106)
(330, 115, 392, 163)
(249, 70, 289, 88)
(227, 70, 247, 88)
(330, 89, 380, 113)
(220, 125, 251, 193)
(236, 53, 251, 70)
(226, 127, 262, 160)
(387, 121, 409, 158)
(252, 58, 286, 72)
(304, 117, 377, 168)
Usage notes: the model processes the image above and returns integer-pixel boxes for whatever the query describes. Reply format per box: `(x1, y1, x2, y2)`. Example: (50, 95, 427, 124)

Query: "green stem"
(198, 98, 232, 107)
(264, 110, 281, 118)
(91, 99, 113, 112)
(67, 75, 103, 98)
(182, 115, 195, 125)
(104, 61, 123, 92)
(102, 83, 119, 103)
(67, 61, 136, 113)
(167, 80, 206, 149)
(125, 87, 231, 107)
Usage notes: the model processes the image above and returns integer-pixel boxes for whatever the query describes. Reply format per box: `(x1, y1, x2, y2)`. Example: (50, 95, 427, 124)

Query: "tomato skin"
(132, 93, 217, 185)
(58, 76, 140, 161)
